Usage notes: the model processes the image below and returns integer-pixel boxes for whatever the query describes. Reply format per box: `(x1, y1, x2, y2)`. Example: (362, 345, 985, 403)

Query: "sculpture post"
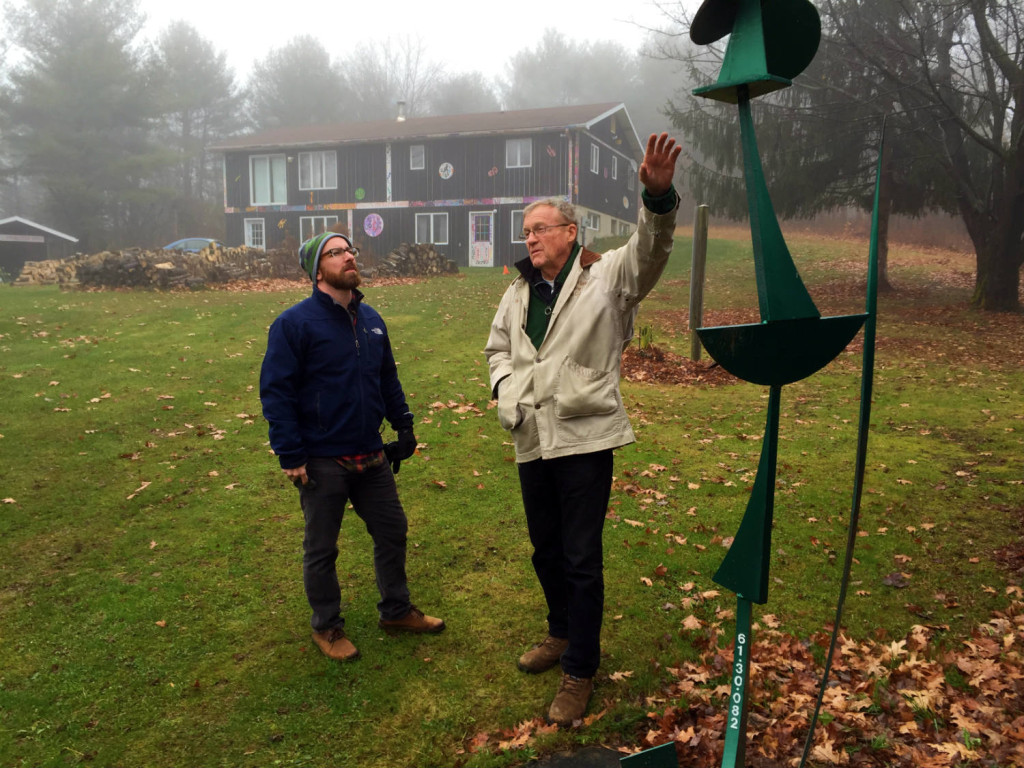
(686, 1, 881, 766)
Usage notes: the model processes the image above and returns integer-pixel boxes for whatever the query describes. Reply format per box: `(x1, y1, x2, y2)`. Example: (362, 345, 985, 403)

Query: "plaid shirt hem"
(334, 450, 386, 473)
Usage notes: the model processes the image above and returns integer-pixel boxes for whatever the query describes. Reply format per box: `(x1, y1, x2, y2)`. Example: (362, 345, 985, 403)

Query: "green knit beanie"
(298, 232, 352, 282)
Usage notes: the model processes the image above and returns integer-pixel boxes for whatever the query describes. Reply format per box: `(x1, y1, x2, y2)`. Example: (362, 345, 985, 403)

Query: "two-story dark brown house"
(210, 102, 644, 268)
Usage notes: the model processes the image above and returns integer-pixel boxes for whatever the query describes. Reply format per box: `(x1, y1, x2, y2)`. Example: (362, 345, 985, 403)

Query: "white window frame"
(299, 216, 339, 243)
(410, 145, 425, 170)
(511, 209, 525, 242)
(506, 138, 532, 169)
(590, 144, 599, 174)
(250, 154, 287, 205)
(298, 150, 337, 191)
(244, 218, 265, 250)
(584, 212, 601, 230)
(612, 156, 618, 180)
(415, 212, 449, 245)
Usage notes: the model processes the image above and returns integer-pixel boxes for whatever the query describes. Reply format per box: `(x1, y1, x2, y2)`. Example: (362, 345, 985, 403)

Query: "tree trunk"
(971, 232, 1022, 313)
(875, 140, 895, 293)
(964, 159, 1024, 313)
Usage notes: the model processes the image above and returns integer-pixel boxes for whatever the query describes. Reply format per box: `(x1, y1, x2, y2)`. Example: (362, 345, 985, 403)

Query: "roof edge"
(0, 216, 78, 242)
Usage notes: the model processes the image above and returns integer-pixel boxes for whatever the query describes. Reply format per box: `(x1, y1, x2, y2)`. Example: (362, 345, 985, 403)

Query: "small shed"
(0, 216, 79, 280)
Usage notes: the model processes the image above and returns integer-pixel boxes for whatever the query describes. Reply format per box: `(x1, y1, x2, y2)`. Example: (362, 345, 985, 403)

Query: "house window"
(506, 138, 532, 168)
(415, 212, 448, 245)
(300, 216, 339, 243)
(410, 145, 425, 170)
(612, 156, 618, 180)
(511, 210, 525, 242)
(244, 218, 265, 250)
(590, 144, 599, 174)
(627, 162, 636, 191)
(250, 154, 287, 205)
(298, 151, 337, 191)
(584, 212, 601, 230)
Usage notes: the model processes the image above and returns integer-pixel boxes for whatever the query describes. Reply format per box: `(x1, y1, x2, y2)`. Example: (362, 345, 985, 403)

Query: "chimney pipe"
(396, 101, 407, 122)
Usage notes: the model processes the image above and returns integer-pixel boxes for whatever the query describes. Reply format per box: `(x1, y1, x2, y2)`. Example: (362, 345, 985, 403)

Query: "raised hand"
(638, 133, 683, 197)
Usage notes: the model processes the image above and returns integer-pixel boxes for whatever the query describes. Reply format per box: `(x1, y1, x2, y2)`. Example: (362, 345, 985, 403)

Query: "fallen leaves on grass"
(463, 599, 1024, 767)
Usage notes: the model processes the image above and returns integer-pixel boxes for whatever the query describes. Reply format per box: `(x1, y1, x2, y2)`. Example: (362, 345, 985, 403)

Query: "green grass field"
(1, 229, 1021, 767)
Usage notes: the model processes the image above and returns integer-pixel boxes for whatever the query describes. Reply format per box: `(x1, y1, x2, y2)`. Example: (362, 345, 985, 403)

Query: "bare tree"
(245, 36, 350, 130)
(341, 37, 444, 121)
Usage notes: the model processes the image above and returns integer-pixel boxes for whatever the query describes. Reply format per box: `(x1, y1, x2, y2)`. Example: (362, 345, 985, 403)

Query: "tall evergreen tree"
(424, 72, 501, 117)
(2, 0, 161, 250)
(152, 21, 241, 238)
(500, 29, 641, 110)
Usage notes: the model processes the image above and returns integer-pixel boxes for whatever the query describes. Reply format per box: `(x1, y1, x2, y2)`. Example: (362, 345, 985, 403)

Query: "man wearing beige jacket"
(485, 133, 682, 726)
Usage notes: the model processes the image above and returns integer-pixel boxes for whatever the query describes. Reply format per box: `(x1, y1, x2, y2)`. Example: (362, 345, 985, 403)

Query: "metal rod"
(689, 204, 709, 360)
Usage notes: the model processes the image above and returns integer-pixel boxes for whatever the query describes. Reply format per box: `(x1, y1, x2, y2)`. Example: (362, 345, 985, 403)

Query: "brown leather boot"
(517, 635, 569, 673)
(311, 627, 359, 661)
(378, 605, 446, 635)
(547, 673, 594, 726)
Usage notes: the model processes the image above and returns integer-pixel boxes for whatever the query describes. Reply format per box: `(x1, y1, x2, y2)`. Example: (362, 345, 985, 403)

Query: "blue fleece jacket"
(259, 288, 413, 469)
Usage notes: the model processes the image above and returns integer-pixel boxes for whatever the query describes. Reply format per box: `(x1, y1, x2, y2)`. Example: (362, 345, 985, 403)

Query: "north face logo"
(370, 327, 384, 335)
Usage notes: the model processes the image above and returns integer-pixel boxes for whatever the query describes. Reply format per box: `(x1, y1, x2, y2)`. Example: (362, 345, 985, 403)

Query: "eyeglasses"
(322, 246, 359, 259)
(520, 223, 571, 239)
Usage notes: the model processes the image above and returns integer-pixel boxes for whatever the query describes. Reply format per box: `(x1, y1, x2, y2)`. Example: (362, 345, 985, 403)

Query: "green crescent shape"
(712, 385, 781, 604)
(697, 314, 866, 386)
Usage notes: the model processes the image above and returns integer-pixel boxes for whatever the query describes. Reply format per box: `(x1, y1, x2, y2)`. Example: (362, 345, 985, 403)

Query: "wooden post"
(689, 205, 709, 361)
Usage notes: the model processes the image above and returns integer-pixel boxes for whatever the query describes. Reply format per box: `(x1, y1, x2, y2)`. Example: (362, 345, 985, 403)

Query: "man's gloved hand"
(383, 441, 401, 474)
(396, 427, 417, 461)
(384, 428, 417, 475)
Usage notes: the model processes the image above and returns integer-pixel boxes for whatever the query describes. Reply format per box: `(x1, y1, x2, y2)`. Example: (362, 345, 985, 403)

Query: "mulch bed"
(621, 344, 739, 387)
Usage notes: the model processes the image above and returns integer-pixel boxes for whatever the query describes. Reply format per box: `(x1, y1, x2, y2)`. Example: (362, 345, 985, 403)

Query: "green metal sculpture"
(687, 1, 882, 766)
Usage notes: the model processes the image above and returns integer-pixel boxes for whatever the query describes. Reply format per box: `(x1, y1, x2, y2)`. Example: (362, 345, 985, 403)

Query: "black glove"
(395, 427, 417, 461)
(383, 441, 402, 474)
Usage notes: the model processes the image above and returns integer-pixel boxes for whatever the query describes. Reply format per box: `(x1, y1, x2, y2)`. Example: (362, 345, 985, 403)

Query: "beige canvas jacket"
(485, 200, 679, 463)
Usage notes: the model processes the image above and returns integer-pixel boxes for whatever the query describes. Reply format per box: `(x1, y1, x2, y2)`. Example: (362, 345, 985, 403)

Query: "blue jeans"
(517, 449, 613, 678)
(299, 457, 411, 631)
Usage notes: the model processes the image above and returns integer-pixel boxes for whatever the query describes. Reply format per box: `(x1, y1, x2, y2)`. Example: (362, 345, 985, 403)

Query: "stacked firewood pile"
(366, 243, 458, 279)
(15, 240, 458, 289)
(15, 244, 302, 289)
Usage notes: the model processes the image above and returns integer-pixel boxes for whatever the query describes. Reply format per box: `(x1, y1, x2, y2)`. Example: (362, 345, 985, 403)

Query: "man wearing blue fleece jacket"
(260, 231, 444, 662)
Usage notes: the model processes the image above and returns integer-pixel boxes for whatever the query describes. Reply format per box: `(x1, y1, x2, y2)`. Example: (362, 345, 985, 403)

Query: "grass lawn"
(1, 227, 1021, 767)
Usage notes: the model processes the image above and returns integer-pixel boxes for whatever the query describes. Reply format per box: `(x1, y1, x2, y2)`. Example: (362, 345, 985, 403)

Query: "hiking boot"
(517, 635, 569, 673)
(311, 627, 359, 661)
(378, 605, 445, 635)
(547, 673, 594, 726)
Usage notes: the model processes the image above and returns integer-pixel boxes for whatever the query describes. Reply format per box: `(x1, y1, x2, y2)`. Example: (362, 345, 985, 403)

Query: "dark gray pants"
(299, 457, 411, 631)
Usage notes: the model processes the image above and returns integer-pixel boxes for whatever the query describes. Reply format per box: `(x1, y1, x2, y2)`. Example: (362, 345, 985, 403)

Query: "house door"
(469, 211, 494, 267)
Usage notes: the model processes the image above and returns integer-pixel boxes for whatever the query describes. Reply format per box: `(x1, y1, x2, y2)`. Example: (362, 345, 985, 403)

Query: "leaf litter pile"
(463, 595, 1024, 767)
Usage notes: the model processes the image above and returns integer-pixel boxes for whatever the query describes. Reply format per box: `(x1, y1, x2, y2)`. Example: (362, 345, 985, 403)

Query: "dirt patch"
(621, 344, 739, 387)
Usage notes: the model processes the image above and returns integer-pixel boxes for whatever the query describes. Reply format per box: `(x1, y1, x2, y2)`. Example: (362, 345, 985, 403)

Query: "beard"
(321, 266, 362, 291)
